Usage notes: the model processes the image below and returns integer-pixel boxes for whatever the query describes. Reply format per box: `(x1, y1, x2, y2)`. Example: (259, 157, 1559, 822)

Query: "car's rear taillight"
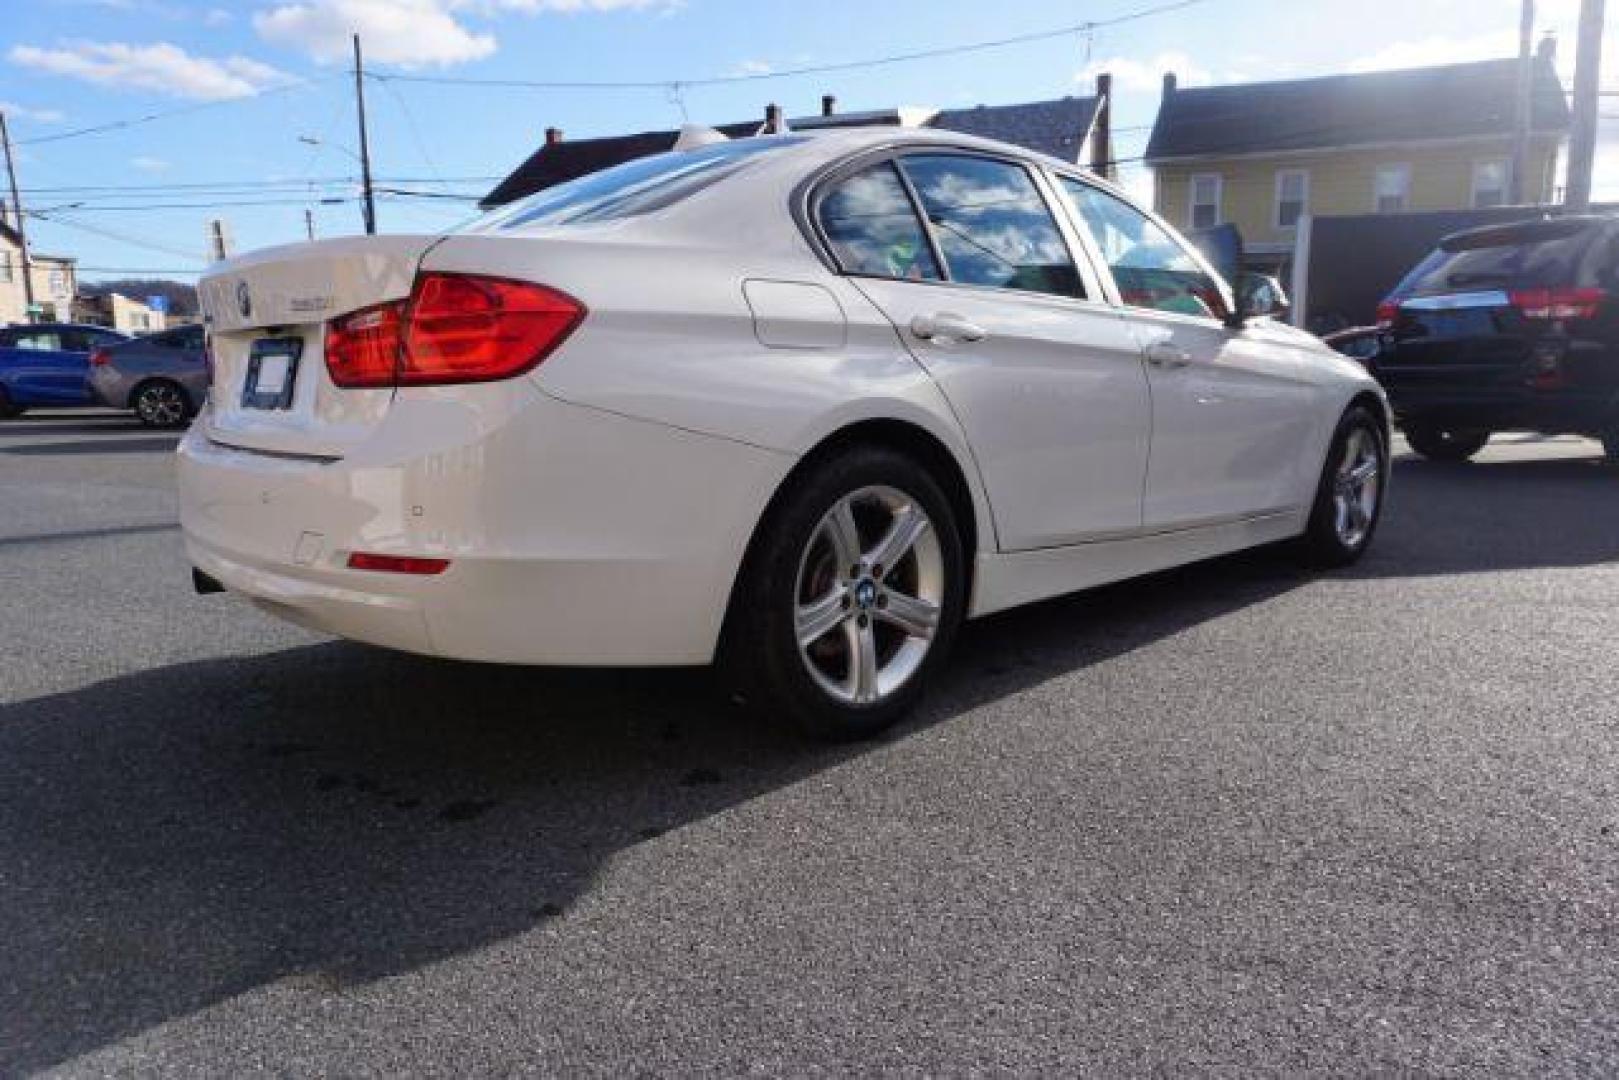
(1509, 287, 1606, 321)
(324, 273, 585, 390)
(400, 273, 585, 386)
(326, 301, 405, 388)
(1375, 300, 1400, 328)
(89, 348, 111, 366)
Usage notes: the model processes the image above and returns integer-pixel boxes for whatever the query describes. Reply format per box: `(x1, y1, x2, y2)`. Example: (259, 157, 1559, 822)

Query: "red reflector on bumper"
(346, 552, 451, 575)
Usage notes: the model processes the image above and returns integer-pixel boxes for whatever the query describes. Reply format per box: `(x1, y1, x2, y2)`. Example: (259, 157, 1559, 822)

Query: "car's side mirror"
(1236, 272, 1291, 323)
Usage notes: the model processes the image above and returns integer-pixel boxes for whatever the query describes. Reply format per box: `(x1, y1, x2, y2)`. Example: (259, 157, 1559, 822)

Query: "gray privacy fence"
(1289, 203, 1618, 334)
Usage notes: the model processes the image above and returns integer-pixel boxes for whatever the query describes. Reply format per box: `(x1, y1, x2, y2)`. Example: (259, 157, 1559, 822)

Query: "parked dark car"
(0, 323, 131, 417)
(89, 323, 209, 427)
(1372, 214, 1618, 461)
(1324, 325, 1383, 363)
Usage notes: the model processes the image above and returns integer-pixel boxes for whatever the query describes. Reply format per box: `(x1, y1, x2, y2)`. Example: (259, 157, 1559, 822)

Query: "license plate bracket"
(242, 337, 303, 410)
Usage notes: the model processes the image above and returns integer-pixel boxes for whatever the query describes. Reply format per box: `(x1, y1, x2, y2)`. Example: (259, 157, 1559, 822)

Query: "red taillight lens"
(1375, 300, 1400, 328)
(345, 552, 451, 575)
(324, 274, 584, 389)
(1509, 287, 1606, 321)
(326, 301, 405, 388)
(89, 348, 111, 366)
(400, 273, 585, 386)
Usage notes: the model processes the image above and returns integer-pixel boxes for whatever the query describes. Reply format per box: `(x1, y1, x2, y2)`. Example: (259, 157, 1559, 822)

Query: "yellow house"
(1147, 45, 1571, 274)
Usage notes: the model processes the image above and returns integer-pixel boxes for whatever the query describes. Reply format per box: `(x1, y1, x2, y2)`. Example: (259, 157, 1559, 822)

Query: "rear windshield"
(1392, 217, 1611, 297)
(465, 136, 807, 233)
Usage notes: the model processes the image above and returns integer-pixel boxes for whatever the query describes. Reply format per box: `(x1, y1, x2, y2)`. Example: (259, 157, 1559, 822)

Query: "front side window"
(818, 162, 941, 282)
(1374, 164, 1411, 213)
(1189, 173, 1221, 230)
(1061, 177, 1229, 321)
(897, 154, 1082, 298)
(1275, 169, 1309, 229)
(1472, 160, 1509, 209)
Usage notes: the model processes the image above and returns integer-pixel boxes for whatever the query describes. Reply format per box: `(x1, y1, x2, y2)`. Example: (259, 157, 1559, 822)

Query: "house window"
(0, 250, 11, 283)
(1472, 160, 1509, 208)
(1274, 169, 1309, 229)
(1374, 164, 1411, 213)
(1189, 173, 1221, 230)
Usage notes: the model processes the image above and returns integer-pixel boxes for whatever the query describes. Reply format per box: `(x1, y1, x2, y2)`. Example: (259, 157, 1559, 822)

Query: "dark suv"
(1372, 214, 1618, 461)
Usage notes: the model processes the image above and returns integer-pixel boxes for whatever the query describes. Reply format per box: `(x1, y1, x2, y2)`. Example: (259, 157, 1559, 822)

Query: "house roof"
(925, 96, 1101, 163)
(0, 215, 21, 249)
(1146, 58, 1571, 163)
(480, 95, 1106, 208)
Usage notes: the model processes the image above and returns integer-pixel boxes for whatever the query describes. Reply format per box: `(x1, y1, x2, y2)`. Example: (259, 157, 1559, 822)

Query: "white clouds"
(252, 0, 679, 69)
(0, 101, 66, 123)
(1347, 32, 1518, 74)
(9, 41, 293, 101)
(1078, 51, 1213, 93)
(730, 59, 773, 76)
(202, 7, 233, 25)
(254, 0, 496, 67)
(131, 155, 170, 171)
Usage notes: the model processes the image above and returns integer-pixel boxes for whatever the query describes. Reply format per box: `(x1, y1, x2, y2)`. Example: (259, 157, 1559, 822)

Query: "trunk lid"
(197, 234, 440, 458)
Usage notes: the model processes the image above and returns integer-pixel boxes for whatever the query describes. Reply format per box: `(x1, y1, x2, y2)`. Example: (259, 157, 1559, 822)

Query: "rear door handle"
(1145, 343, 1193, 369)
(910, 312, 988, 344)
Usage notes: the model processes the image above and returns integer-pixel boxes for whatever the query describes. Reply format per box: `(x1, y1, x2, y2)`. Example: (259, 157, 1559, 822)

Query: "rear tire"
(1404, 422, 1489, 462)
(131, 379, 191, 429)
(724, 445, 967, 742)
(1299, 405, 1388, 568)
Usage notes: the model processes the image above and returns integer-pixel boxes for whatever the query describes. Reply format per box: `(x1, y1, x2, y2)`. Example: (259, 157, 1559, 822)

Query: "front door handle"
(910, 312, 988, 344)
(1145, 343, 1193, 369)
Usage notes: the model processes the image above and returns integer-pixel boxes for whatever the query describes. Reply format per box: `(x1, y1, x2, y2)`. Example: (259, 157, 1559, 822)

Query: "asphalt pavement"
(3, 410, 1619, 1075)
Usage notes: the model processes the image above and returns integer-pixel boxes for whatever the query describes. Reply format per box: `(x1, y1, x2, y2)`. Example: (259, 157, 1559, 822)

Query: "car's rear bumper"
(177, 384, 793, 666)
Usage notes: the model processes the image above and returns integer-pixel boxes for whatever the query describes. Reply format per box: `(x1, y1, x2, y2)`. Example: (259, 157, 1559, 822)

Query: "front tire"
(1299, 405, 1388, 568)
(1404, 421, 1488, 462)
(131, 379, 191, 429)
(726, 445, 967, 742)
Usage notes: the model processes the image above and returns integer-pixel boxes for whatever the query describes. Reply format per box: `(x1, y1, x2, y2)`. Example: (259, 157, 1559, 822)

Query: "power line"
(12, 78, 332, 147)
(372, 0, 1208, 92)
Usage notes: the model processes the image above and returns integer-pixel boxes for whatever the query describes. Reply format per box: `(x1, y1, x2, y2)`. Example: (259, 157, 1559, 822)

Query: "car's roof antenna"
(673, 124, 730, 151)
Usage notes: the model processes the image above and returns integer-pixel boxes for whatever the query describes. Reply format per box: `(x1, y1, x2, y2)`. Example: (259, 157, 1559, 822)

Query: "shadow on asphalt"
(0, 543, 1309, 1072)
(0, 436, 182, 456)
(1350, 452, 1619, 577)
(2, 451, 1617, 1070)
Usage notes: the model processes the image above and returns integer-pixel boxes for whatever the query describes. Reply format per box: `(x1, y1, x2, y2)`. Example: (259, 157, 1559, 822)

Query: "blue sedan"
(0, 323, 132, 417)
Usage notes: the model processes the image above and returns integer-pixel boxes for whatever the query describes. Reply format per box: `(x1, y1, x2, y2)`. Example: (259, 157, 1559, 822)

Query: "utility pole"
(0, 111, 36, 318)
(352, 33, 377, 235)
(305, 207, 316, 242)
(1565, 0, 1606, 209)
(1509, 0, 1535, 204)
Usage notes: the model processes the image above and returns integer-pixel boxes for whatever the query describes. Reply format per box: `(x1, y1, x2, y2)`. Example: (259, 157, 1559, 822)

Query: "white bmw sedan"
(180, 128, 1388, 739)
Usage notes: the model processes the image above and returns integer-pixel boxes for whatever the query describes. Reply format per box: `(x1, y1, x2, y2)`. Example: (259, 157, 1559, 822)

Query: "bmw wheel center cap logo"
(236, 280, 252, 319)
(854, 579, 879, 610)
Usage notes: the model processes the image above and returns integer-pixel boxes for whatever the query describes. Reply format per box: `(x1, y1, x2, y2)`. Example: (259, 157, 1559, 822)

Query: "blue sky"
(2, 0, 1614, 282)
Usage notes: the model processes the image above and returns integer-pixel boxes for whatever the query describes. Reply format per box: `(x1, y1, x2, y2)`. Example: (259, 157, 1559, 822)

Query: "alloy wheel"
(136, 383, 186, 427)
(1332, 427, 1382, 548)
(793, 485, 945, 706)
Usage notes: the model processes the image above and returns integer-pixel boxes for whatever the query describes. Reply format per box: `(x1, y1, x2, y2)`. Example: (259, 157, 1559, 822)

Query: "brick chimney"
(1162, 72, 1178, 99)
(1536, 32, 1557, 65)
(544, 126, 563, 146)
(765, 103, 786, 133)
(821, 94, 837, 117)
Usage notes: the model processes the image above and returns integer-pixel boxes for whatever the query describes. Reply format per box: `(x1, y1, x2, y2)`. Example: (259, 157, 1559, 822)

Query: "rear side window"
(470, 136, 806, 232)
(818, 162, 941, 281)
(151, 326, 203, 349)
(898, 155, 1083, 299)
(1395, 218, 1607, 296)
